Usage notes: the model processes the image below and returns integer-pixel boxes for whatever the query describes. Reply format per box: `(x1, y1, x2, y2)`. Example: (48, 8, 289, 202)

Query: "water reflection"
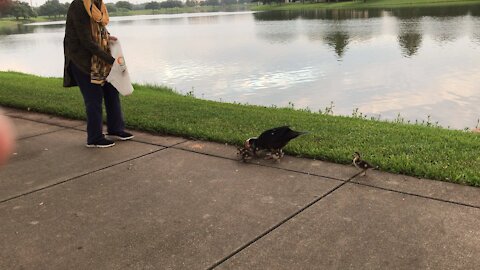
(0, 24, 34, 35)
(397, 19, 422, 57)
(253, 8, 383, 21)
(303, 8, 380, 20)
(255, 5, 480, 60)
(0, 22, 66, 35)
(254, 4, 480, 21)
(253, 10, 302, 21)
(388, 4, 477, 19)
(324, 30, 350, 58)
(255, 21, 298, 44)
(187, 15, 220, 24)
(473, 24, 480, 45)
(426, 17, 465, 44)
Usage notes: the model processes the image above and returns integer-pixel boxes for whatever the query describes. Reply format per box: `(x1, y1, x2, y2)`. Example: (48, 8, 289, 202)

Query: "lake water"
(1, 6, 480, 129)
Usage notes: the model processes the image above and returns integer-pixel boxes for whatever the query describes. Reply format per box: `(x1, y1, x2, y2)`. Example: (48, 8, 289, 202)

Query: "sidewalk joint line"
(170, 146, 346, 183)
(16, 127, 68, 141)
(131, 138, 190, 148)
(206, 172, 362, 270)
(7, 114, 84, 130)
(0, 148, 166, 204)
(169, 143, 480, 210)
(248, 161, 346, 183)
(351, 180, 480, 209)
(9, 112, 189, 148)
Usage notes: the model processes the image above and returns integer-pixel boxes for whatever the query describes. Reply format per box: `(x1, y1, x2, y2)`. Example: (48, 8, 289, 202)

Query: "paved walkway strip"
(0, 108, 479, 270)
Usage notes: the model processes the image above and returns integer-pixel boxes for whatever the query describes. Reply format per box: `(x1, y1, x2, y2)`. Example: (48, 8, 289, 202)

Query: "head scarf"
(83, 0, 111, 84)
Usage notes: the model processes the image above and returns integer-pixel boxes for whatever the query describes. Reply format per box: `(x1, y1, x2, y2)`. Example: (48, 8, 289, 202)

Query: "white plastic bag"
(107, 40, 134, 96)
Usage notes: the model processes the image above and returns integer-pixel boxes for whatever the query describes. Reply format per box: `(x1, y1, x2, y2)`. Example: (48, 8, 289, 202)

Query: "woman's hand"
(109, 35, 118, 41)
(116, 57, 127, 72)
(0, 112, 15, 167)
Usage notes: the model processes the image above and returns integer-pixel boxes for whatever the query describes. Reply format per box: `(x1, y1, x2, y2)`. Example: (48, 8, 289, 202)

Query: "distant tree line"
(2, 0, 69, 19)
(0, 0, 363, 20)
(0, 0, 63, 19)
(2, 1, 36, 19)
(0, 0, 13, 17)
(2, 0, 362, 20)
(38, 0, 69, 17)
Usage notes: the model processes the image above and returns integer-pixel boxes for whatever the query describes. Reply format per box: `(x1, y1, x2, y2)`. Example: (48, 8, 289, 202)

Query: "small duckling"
(265, 149, 284, 163)
(352, 151, 374, 176)
(237, 147, 253, 162)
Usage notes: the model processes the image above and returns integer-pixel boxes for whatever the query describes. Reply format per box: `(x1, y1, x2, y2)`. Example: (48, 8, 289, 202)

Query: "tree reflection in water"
(254, 4, 480, 59)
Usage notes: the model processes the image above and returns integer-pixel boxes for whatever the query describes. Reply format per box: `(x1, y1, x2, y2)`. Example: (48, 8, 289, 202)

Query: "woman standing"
(63, 0, 133, 148)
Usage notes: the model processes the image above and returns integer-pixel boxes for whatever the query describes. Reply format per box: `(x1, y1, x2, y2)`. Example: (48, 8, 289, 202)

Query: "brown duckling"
(353, 151, 375, 176)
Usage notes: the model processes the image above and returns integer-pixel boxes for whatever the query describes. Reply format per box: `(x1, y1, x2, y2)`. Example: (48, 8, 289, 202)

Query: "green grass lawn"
(0, 19, 18, 28)
(0, 71, 479, 186)
(0, 16, 53, 25)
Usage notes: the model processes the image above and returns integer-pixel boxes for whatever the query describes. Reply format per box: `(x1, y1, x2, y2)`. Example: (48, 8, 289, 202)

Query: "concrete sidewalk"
(1, 108, 479, 270)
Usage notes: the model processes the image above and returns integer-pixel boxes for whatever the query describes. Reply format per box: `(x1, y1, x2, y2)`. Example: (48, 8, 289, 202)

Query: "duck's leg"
(270, 149, 282, 163)
(253, 147, 260, 157)
(264, 150, 273, 160)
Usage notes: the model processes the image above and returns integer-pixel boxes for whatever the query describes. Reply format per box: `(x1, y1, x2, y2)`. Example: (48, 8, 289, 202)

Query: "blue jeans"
(69, 63, 125, 144)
